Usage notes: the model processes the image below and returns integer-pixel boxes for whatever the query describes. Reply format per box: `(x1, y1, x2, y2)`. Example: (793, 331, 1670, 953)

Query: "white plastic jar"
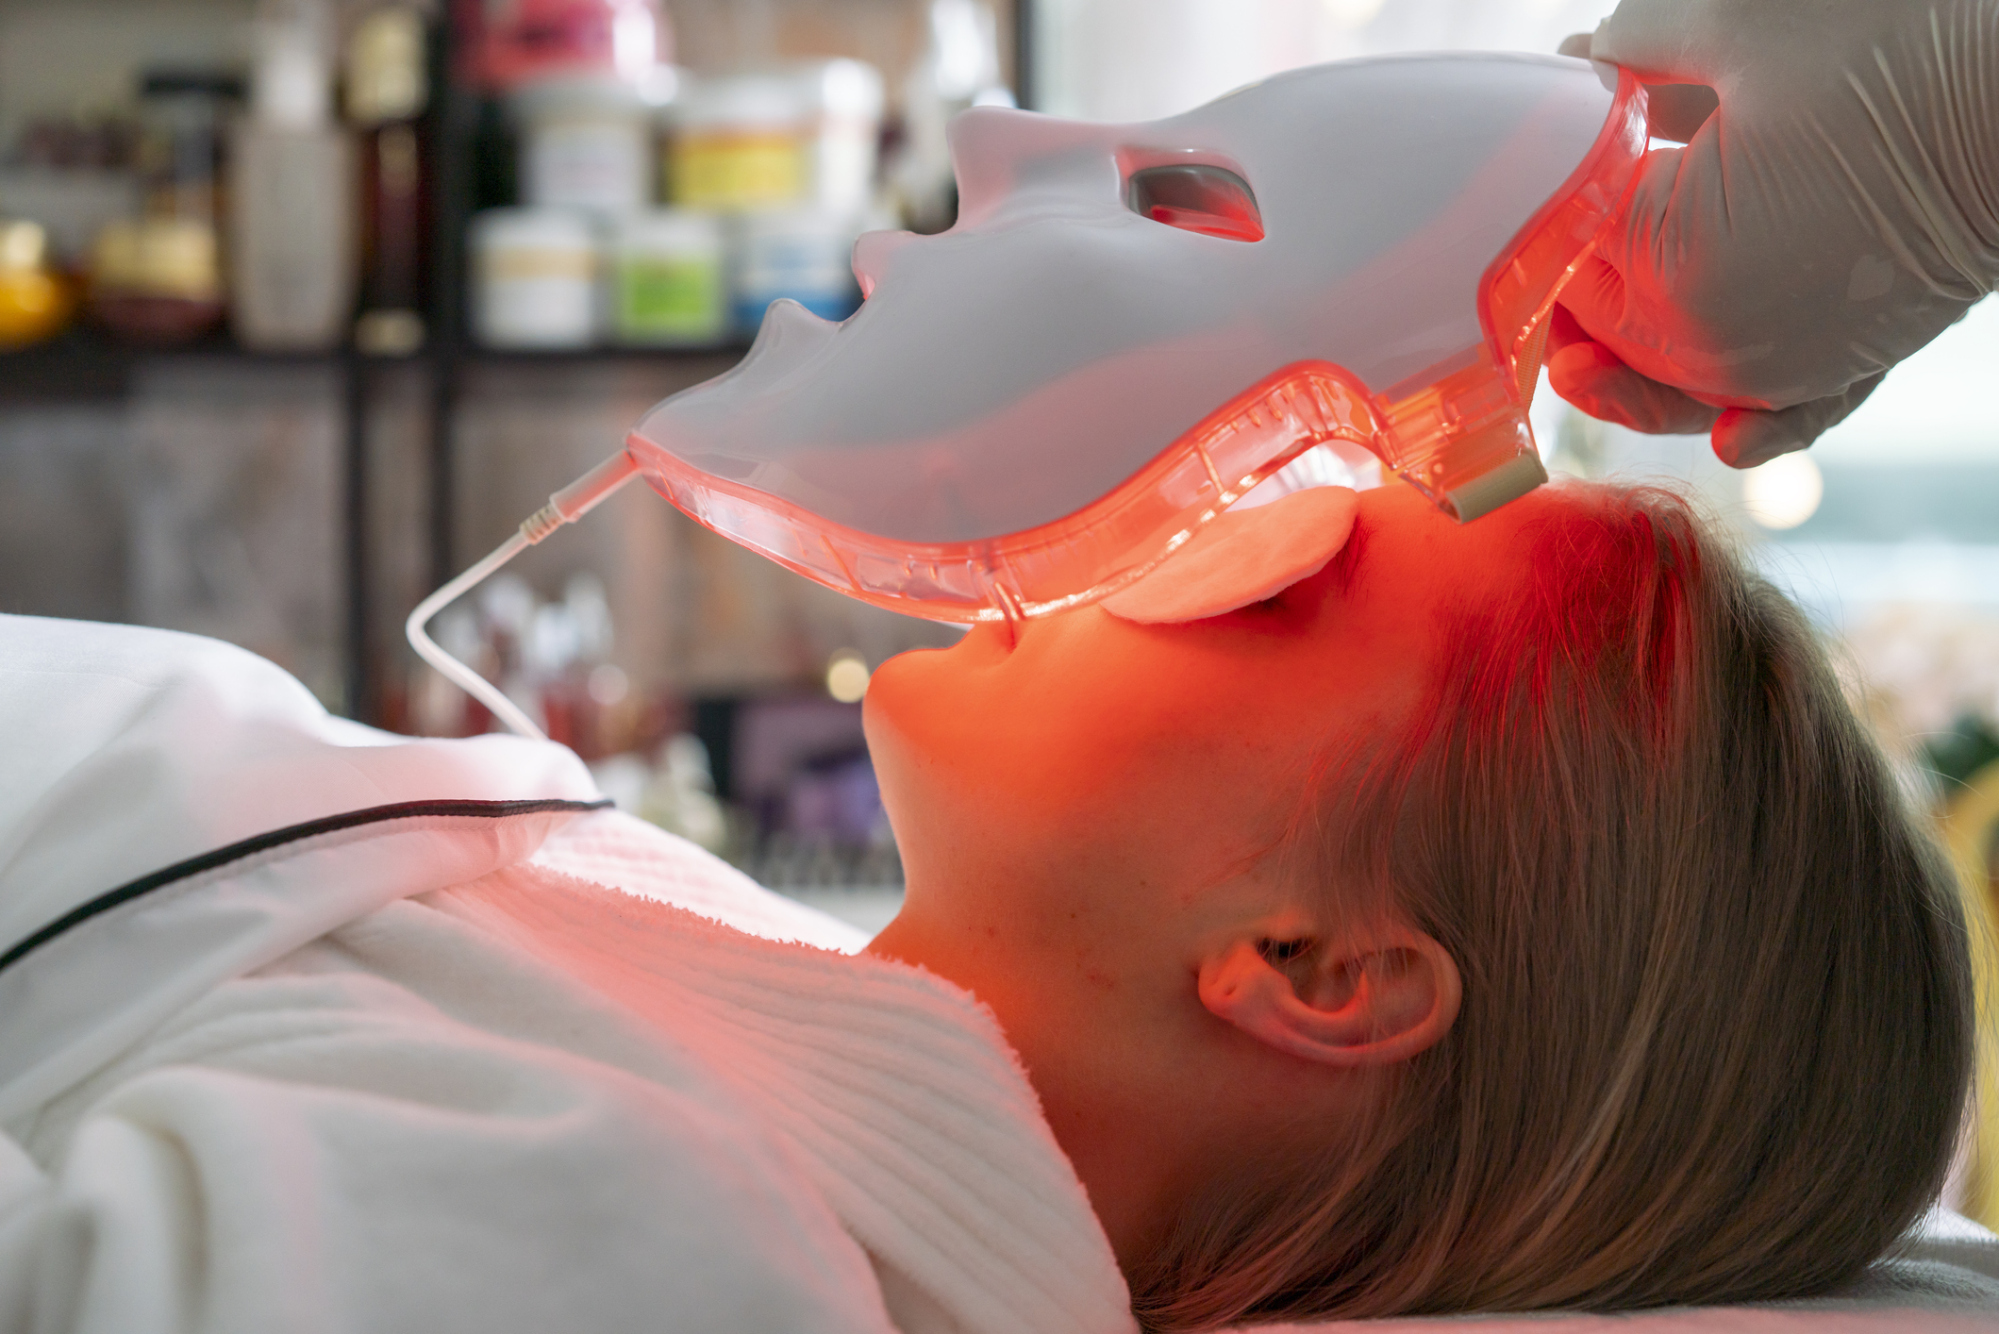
(609, 209, 726, 345)
(512, 73, 652, 214)
(471, 207, 599, 347)
(665, 74, 810, 211)
(664, 64, 883, 215)
(734, 208, 861, 333)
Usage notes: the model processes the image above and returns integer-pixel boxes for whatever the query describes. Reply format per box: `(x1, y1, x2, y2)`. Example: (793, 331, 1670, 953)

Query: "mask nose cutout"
(1126, 164, 1264, 242)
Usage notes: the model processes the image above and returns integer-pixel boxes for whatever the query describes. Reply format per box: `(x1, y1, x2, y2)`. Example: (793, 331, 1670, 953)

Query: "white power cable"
(405, 450, 641, 742)
(405, 530, 541, 738)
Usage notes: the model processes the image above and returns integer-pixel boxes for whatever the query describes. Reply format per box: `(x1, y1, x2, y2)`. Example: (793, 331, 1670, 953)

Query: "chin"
(863, 643, 955, 763)
(860, 652, 928, 778)
(864, 643, 939, 720)
(864, 635, 996, 827)
(867, 630, 999, 714)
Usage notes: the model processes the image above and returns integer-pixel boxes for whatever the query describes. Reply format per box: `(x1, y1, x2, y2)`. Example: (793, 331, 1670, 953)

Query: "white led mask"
(625, 53, 1645, 626)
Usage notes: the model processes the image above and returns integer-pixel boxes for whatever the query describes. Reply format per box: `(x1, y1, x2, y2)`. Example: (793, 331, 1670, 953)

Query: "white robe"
(2, 613, 1997, 1334)
(0, 615, 1132, 1334)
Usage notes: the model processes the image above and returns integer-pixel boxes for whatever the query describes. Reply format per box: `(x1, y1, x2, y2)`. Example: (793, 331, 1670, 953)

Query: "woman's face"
(869, 480, 1548, 920)
(867, 480, 1551, 1264)
(862, 480, 1553, 1251)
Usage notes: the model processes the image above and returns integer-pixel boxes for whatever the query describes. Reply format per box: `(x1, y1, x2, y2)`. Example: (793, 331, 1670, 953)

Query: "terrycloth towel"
(477, 830, 1139, 1334)
(0, 613, 1133, 1334)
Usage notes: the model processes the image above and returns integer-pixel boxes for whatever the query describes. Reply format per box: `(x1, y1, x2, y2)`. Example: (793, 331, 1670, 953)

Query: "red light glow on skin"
(863, 482, 1561, 1269)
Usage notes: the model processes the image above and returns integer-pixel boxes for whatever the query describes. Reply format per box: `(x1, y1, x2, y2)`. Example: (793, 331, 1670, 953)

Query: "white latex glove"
(1552, 0, 1999, 466)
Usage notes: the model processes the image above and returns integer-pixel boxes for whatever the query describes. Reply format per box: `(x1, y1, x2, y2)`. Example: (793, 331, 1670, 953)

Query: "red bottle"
(346, 6, 430, 354)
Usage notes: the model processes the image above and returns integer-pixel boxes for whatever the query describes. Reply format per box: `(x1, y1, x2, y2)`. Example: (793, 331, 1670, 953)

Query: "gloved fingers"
(1558, 192, 1756, 405)
(1640, 84, 1719, 143)
(1546, 318, 1724, 437)
(1547, 255, 1627, 347)
(1586, 0, 1739, 86)
(1549, 256, 1685, 392)
(1711, 372, 1888, 469)
(1557, 28, 1717, 142)
(1544, 300, 1592, 354)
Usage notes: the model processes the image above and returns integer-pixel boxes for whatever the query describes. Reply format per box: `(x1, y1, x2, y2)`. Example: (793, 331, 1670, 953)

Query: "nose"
(851, 229, 915, 298)
(946, 105, 1119, 228)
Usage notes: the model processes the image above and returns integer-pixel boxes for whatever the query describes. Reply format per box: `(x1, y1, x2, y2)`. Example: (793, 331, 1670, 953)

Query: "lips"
(963, 619, 1025, 662)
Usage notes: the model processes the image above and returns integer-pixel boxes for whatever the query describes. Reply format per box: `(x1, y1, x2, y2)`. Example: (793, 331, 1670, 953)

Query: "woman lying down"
(0, 479, 1983, 1334)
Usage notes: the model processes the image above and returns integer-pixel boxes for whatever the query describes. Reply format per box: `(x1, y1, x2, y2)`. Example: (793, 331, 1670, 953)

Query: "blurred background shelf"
(0, 0, 1028, 908)
(0, 329, 356, 401)
(454, 343, 749, 363)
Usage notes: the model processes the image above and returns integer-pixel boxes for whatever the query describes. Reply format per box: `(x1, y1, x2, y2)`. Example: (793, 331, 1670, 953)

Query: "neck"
(868, 912, 1193, 1275)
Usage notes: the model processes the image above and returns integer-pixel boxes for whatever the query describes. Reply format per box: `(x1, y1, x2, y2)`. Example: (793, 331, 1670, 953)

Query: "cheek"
(867, 610, 1337, 907)
(863, 621, 1209, 864)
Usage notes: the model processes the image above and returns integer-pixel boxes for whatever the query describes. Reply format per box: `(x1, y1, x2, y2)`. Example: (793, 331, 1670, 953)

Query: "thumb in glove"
(1545, 302, 1886, 467)
(1552, 1, 1997, 468)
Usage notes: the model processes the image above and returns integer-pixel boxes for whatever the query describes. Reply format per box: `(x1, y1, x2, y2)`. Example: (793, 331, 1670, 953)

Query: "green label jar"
(612, 209, 727, 346)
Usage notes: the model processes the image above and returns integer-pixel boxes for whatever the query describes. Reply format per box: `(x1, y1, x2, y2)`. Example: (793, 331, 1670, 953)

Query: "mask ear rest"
(1101, 485, 1358, 625)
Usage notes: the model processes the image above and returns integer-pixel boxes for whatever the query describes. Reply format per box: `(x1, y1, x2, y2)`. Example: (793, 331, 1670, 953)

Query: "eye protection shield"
(624, 54, 1647, 628)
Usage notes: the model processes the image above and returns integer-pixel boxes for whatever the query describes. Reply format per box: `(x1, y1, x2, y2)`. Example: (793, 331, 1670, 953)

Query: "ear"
(1197, 929, 1461, 1067)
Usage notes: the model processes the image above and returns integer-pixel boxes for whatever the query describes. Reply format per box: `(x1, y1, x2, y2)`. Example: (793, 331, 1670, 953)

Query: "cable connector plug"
(522, 450, 641, 544)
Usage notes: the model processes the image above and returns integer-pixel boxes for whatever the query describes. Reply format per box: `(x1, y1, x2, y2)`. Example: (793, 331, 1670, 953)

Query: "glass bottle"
(90, 69, 240, 345)
(229, 0, 356, 352)
(346, 4, 430, 355)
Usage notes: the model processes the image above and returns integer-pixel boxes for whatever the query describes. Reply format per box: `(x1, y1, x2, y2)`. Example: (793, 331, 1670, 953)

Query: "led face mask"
(408, 53, 1645, 740)
(624, 53, 1645, 626)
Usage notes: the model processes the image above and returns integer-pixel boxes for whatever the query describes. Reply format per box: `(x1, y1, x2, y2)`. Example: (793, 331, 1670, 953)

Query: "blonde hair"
(1133, 481, 1975, 1329)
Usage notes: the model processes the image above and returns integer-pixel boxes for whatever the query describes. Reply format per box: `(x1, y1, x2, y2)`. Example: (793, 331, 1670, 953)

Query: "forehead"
(1339, 482, 1560, 614)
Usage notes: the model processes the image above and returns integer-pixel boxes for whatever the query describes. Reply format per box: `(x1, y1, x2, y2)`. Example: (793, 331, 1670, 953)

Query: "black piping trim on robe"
(0, 797, 612, 977)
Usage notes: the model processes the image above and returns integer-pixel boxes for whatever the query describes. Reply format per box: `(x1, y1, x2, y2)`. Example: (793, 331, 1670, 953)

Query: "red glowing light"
(1145, 204, 1265, 243)
(1129, 164, 1266, 243)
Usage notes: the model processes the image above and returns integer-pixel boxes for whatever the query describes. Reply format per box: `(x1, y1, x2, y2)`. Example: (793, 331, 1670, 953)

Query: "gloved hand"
(1552, 0, 1999, 467)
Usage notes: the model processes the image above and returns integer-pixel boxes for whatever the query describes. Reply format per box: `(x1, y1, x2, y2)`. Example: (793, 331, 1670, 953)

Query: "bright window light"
(1743, 453, 1825, 531)
(826, 650, 871, 703)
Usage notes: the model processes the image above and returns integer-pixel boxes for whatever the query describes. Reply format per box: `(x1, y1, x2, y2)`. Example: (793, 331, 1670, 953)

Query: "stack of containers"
(665, 60, 884, 339)
(472, 44, 884, 350)
(474, 72, 659, 348)
(468, 0, 671, 349)
(88, 71, 241, 344)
